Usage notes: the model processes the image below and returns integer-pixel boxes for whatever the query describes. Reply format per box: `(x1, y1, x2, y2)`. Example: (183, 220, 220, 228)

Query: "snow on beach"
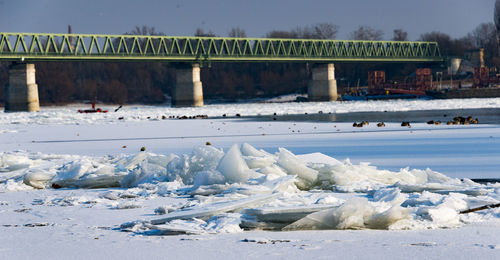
(2, 99, 500, 259)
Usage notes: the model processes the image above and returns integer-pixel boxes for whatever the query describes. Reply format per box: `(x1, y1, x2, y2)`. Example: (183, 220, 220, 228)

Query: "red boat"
(78, 100, 108, 113)
(384, 88, 427, 96)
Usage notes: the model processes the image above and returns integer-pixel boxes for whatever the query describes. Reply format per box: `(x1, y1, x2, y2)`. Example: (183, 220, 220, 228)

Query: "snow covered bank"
(1, 97, 500, 125)
(2, 143, 499, 233)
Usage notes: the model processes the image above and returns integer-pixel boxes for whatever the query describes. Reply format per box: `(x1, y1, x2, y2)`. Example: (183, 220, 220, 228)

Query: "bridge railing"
(0, 32, 442, 62)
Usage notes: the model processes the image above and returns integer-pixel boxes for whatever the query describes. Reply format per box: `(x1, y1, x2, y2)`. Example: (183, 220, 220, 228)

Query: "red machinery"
(77, 100, 108, 113)
(415, 68, 432, 90)
(473, 67, 490, 88)
(368, 71, 386, 88)
(365, 69, 433, 96)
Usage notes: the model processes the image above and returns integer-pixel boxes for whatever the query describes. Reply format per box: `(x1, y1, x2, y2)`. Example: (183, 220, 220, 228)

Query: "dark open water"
(246, 108, 500, 124)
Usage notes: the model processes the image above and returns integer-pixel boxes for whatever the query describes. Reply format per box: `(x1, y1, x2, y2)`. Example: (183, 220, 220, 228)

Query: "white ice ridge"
(0, 143, 478, 192)
(1, 97, 500, 125)
(1, 143, 499, 233)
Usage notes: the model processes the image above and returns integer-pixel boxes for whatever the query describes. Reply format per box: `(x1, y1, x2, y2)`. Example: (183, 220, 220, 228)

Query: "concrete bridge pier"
(5, 63, 40, 112)
(308, 63, 338, 102)
(172, 63, 204, 107)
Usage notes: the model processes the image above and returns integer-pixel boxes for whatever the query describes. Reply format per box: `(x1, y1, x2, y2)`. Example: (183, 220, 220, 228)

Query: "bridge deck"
(0, 32, 442, 63)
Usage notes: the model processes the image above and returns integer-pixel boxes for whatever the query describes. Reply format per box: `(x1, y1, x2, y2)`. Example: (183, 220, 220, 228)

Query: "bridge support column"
(172, 63, 203, 107)
(5, 63, 40, 112)
(308, 63, 337, 102)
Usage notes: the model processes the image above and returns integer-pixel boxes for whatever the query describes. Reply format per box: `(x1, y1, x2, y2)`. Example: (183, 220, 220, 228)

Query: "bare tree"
(349, 26, 384, 40)
(419, 31, 454, 55)
(293, 23, 338, 39)
(312, 23, 339, 39)
(495, 0, 500, 57)
(128, 25, 164, 36)
(392, 29, 408, 41)
(293, 26, 315, 39)
(266, 23, 338, 39)
(124, 26, 165, 54)
(419, 31, 451, 42)
(471, 23, 497, 48)
(466, 22, 499, 66)
(419, 31, 475, 57)
(266, 30, 299, 39)
(228, 27, 247, 38)
(195, 28, 217, 37)
(495, 0, 500, 33)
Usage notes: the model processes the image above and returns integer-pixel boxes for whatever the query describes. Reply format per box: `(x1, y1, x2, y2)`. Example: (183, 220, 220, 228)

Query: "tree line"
(1, 16, 499, 105)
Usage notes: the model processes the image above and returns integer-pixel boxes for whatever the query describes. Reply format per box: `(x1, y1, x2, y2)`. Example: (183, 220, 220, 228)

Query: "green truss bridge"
(0, 32, 442, 63)
(1, 32, 443, 111)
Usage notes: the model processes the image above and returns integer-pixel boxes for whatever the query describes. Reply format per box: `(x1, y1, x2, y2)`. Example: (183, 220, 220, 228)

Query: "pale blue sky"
(0, 0, 496, 40)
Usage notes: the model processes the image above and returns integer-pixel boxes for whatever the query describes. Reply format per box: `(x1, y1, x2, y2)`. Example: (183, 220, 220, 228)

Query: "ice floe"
(1, 143, 500, 233)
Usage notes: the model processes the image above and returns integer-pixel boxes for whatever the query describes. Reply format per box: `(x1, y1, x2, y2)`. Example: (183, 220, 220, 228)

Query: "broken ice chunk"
(240, 143, 271, 157)
(243, 204, 340, 226)
(244, 156, 276, 169)
(296, 153, 341, 166)
(371, 188, 408, 206)
(0, 153, 34, 172)
(193, 170, 226, 188)
(23, 170, 55, 189)
(151, 193, 278, 225)
(166, 146, 224, 185)
(277, 148, 318, 189)
(120, 160, 167, 187)
(283, 197, 411, 230)
(217, 144, 261, 183)
(258, 165, 288, 177)
(52, 160, 126, 188)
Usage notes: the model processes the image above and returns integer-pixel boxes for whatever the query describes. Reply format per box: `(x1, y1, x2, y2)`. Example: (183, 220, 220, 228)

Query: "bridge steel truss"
(0, 32, 443, 63)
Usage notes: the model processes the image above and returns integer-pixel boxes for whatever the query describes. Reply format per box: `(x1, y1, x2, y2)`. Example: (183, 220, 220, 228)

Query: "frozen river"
(247, 108, 500, 125)
(1, 99, 500, 259)
(2, 116, 498, 179)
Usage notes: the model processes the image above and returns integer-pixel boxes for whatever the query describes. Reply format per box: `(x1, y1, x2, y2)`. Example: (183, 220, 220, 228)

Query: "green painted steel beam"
(0, 32, 443, 63)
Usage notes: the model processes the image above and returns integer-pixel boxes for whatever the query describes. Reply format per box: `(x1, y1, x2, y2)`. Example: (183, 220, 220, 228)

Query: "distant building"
(447, 49, 485, 76)
(464, 48, 485, 68)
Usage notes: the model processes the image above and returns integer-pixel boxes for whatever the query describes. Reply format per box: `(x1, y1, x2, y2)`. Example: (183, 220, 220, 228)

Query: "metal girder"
(0, 32, 443, 63)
